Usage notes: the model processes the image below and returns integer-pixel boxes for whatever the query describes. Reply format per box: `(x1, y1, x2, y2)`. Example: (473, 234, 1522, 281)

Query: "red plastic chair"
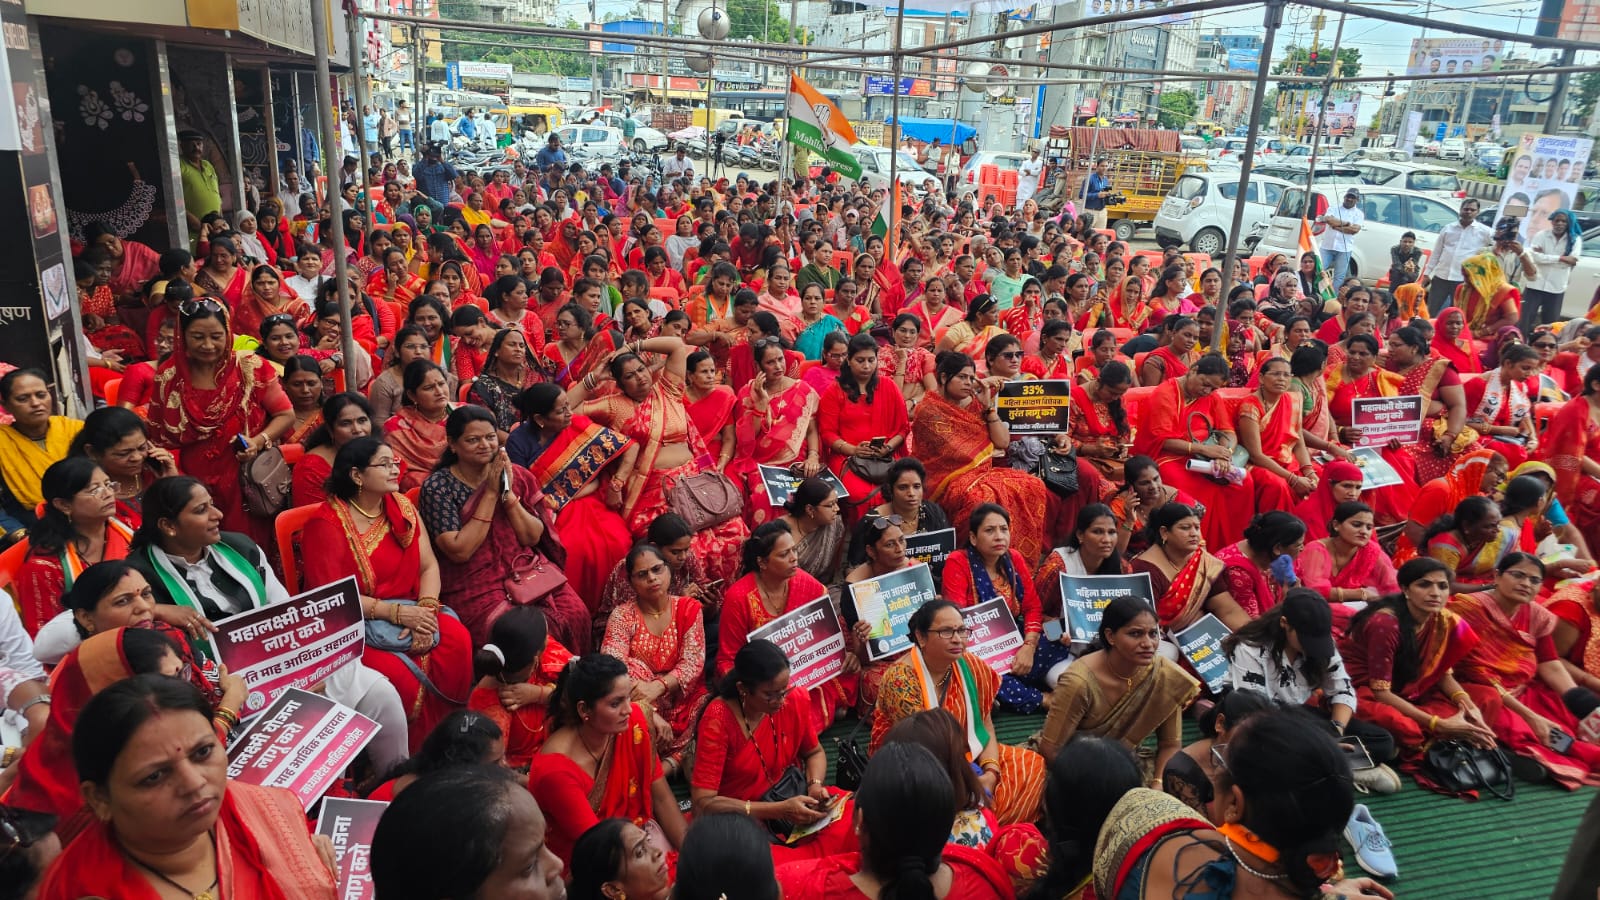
(274, 503, 322, 594)
(0, 537, 32, 614)
(103, 377, 123, 407)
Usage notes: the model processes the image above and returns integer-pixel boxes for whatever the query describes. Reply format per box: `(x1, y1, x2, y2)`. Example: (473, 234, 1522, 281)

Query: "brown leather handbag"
(503, 552, 569, 606)
(667, 470, 743, 531)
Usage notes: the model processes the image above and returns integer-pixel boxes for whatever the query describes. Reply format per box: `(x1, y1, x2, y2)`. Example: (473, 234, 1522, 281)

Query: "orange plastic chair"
(274, 503, 322, 594)
(1120, 385, 1158, 422)
(103, 377, 123, 407)
(0, 537, 32, 610)
(1246, 256, 1267, 280)
(405, 487, 421, 506)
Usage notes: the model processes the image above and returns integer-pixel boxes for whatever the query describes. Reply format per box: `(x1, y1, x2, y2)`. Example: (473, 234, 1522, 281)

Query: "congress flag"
(785, 74, 862, 180)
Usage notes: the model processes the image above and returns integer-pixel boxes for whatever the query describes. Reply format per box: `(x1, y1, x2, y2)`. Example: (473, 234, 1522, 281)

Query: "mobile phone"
(869, 436, 887, 449)
(232, 433, 252, 453)
(1043, 619, 1065, 642)
(1338, 735, 1376, 771)
(500, 468, 512, 496)
(1549, 727, 1575, 754)
(703, 579, 725, 590)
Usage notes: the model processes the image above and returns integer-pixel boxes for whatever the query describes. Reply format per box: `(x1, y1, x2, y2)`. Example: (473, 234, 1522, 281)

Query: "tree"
(447, 20, 593, 78)
(1576, 70, 1600, 125)
(1156, 89, 1197, 129)
(724, 0, 791, 43)
(1272, 45, 1362, 86)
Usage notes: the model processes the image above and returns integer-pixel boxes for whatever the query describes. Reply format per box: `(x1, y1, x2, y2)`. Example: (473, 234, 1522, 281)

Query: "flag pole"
(887, 4, 902, 252)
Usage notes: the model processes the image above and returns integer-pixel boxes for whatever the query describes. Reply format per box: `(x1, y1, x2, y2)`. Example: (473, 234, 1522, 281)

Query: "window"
(1217, 182, 1239, 200)
(1360, 166, 1398, 185)
(582, 129, 609, 144)
(1408, 171, 1461, 192)
(1170, 175, 1207, 201)
(1406, 197, 1459, 234)
(1361, 194, 1399, 225)
(1261, 182, 1286, 207)
(1276, 188, 1308, 219)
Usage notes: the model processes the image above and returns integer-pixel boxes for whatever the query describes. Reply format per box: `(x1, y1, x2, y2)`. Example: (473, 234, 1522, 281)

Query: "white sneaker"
(1352, 763, 1401, 794)
(1344, 804, 1398, 880)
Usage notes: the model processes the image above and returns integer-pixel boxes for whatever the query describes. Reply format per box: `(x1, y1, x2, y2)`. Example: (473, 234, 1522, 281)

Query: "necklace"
(578, 729, 612, 769)
(755, 577, 785, 615)
(348, 496, 383, 519)
(1224, 835, 1287, 885)
(129, 848, 220, 900)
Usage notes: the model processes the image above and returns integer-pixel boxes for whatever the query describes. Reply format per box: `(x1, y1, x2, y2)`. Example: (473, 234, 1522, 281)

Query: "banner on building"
(1405, 38, 1504, 77)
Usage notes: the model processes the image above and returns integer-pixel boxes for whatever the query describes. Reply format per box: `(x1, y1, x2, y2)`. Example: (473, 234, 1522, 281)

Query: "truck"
(1037, 126, 1192, 241)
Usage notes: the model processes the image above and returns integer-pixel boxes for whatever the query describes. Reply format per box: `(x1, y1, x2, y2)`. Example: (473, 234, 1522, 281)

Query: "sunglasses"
(998, 351, 1024, 360)
(179, 297, 226, 318)
(1533, 342, 1558, 349)
(869, 514, 904, 530)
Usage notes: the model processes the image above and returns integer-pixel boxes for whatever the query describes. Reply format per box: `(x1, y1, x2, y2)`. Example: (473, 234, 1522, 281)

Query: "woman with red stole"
(14, 460, 136, 636)
(818, 334, 909, 503)
(727, 340, 823, 526)
(148, 299, 293, 546)
(1457, 252, 1522, 344)
(912, 352, 1051, 564)
(569, 336, 749, 585)
(685, 350, 738, 467)
(1543, 366, 1600, 556)
(384, 361, 454, 492)
(1432, 305, 1483, 375)
(511, 382, 633, 613)
(543, 305, 620, 390)
(1326, 332, 1421, 523)
(1463, 343, 1542, 468)
(1236, 356, 1318, 504)
(367, 247, 429, 313)
(1451, 553, 1600, 789)
(1388, 322, 1477, 483)
(303, 436, 474, 754)
(1132, 354, 1274, 550)
(529, 654, 687, 870)
(1068, 360, 1134, 483)
(232, 265, 309, 343)
(1393, 448, 1506, 563)
(601, 544, 711, 775)
(1339, 557, 1496, 784)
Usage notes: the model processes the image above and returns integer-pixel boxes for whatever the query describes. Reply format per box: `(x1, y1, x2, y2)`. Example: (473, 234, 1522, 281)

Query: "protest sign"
(759, 464, 850, 506)
(228, 689, 382, 810)
(1350, 395, 1424, 448)
(995, 380, 1071, 435)
(1349, 447, 1403, 489)
(962, 597, 1023, 674)
(210, 577, 365, 714)
(316, 798, 387, 900)
(1496, 133, 1594, 243)
(1061, 572, 1154, 643)
(1174, 613, 1232, 693)
(903, 527, 957, 578)
(847, 563, 938, 661)
(747, 594, 847, 691)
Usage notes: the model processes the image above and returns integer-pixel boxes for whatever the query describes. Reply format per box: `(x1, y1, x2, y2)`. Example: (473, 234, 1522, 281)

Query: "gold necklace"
(347, 497, 383, 519)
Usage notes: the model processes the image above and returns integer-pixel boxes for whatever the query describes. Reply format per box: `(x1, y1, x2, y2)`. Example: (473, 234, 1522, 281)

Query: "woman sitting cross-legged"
(1450, 552, 1600, 789)
(418, 404, 589, 651)
(1299, 501, 1401, 632)
(1129, 502, 1251, 653)
(528, 653, 689, 870)
(302, 436, 475, 755)
(870, 599, 1046, 825)
(1036, 595, 1200, 775)
(601, 543, 711, 777)
(467, 607, 573, 771)
(689, 639, 856, 863)
(773, 742, 1016, 900)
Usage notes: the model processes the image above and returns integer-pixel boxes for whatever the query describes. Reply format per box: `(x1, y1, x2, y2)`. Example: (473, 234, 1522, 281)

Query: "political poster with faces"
(1497, 134, 1594, 244)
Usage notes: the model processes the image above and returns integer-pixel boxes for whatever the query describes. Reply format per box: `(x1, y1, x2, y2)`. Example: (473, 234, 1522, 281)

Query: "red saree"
(302, 493, 474, 753)
(524, 415, 634, 614)
(384, 406, 450, 492)
(1130, 379, 1254, 549)
(718, 570, 853, 733)
(149, 326, 290, 545)
(467, 639, 574, 768)
(685, 385, 737, 463)
(1068, 381, 1131, 482)
(1340, 607, 1479, 761)
(775, 845, 1014, 900)
(1541, 394, 1600, 555)
(1327, 365, 1421, 524)
(1451, 592, 1600, 789)
(600, 595, 710, 766)
(528, 702, 662, 867)
(909, 390, 1048, 563)
(728, 379, 821, 526)
(15, 518, 134, 636)
(37, 782, 336, 900)
(1238, 392, 1311, 504)
(818, 377, 909, 501)
(1431, 307, 1482, 375)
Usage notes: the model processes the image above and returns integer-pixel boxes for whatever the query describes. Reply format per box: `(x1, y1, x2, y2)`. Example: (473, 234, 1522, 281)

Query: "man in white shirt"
(1523, 209, 1583, 335)
(1419, 197, 1493, 316)
(1016, 148, 1044, 209)
(1318, 187, 1364, 286)
(662, 146, 694, 180)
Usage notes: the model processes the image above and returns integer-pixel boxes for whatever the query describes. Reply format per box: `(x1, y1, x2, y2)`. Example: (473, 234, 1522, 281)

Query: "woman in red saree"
(1131, 355, 1274, 550)
(1457, 252, 1522, 344)
(194, 236, 249, 310)
(36, 676, 337, 900)
(1326, 333, 1421, 524)
(233, 265, 309, 342)
(912, 352, 1052, 565)
(1068, 360, 1134, 483)
(1387, 323, 1477, 483)
(1129, 503, 1249, 643)
(302, 436, 474, 755)
(1463, 343, 1542, 468)
(1432, 305, 1483, 375)
(367, 247, 429, 315)
(1544, 365, 1600, 547)
(818, 333, 909, 503)
(418, 405, 590, 651)
(148, 299, 294, 546)
(1339, 557, 1497, 779)
(542, 305, 619, 390)
(1212, 511, 1305, 619)
(1451, 553, 1600, 789)
(1394, 447, 1506, 563)
(1299, 501, 1401, 631)
(383, 360, 454, 492)
(1138, 315, 1200, 387)
(774, 743, 1014, 900)
(1236, 356, 1318, 505)
(600, 545, 711, 774)
(466, 606, 574, 770)
(728, 342, 823, 526)
(529, 654, 688, 870)
(685, 350, 737, 467)
(510, 382, 633, 614)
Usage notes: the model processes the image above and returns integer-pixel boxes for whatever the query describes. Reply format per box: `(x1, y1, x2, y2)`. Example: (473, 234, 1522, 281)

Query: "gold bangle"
(389, 603, 403, 626)
(1427, 714, 1439, 733)
(1450, 690, 1470, 702)
(744, 800, 752, 816)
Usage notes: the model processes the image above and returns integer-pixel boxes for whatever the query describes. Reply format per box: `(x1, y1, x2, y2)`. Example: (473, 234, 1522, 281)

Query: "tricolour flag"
(785, 74, 862, 180)
(871, 180, 901, 239)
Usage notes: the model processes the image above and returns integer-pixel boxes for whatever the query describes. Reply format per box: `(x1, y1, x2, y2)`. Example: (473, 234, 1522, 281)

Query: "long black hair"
(30, 457, 104, 554)
(1224, 591, 1332, 686)
(1063, 502, 1125, 575)
(1024, 737, 1143, 900)
(854, 742, 956, 900)
(1348, 558, 1451, 691)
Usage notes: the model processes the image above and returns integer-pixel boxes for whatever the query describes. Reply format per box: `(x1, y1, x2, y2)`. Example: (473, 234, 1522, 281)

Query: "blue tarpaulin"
(885, 116, 977, 146)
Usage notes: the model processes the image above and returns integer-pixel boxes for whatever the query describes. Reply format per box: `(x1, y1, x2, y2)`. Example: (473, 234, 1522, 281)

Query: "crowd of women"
(3, 159, 1600, 900)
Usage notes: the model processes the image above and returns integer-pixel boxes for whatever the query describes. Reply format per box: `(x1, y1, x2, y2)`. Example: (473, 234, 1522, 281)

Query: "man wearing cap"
(1319, 187, 1364, 286)
(177, 129, 221, 239)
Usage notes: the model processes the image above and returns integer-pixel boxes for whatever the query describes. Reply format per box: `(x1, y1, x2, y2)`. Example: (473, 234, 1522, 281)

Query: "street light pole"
(1217, 0, 1284, 306)
(310, 0, 361, 374)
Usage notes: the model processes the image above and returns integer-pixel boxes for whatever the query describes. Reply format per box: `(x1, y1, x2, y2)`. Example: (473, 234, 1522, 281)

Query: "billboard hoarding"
(1405, 37, 1504, 77)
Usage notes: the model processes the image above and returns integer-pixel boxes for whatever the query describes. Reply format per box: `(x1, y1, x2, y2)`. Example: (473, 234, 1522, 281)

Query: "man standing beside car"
(1420, 197, 1493, 315)
(1318, 187, 1364, 286)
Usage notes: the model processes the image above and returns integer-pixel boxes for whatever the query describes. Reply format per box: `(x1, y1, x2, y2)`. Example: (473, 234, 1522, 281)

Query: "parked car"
(1563, 226, 1600, 319)
(1438, 138, 1467, 161)
(1154, 171, 1295, 257)
(1418, 140, 1441, 158)
(585, 112, 670, 153)
(1255, 185, 1463, 280)
(1251, 162, 1365, 187)
(1339, 147, 1412, 163)
(851, 144, 933, 196)
(1208, 138, 1254, 160)
(1348, 162, 1464, 200)
(554, 124, 627, 159)
(958, 150, 1030, 198)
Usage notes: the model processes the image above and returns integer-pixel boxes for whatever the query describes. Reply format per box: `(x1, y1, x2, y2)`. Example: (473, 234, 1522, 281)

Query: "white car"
(1438, 138, 1468, 161)
(1560, 226, 1600, 319)
(850, 144, 933, 196)
(1347, 161, 1464, 201)
(586, 112, 670, 153)
(554, 124, 627, 159)
(1255, 185, 1463, 280)
(1154, 171, 1295, 257)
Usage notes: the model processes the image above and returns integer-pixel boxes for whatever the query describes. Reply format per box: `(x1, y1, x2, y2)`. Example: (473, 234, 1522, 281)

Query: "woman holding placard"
(728, 339, 824, 527)
(870, 599, 1045, 825)
(1127, 502, 1251, 643)
(1034, 503, 1128, 621)
(843, 512, 918, 714)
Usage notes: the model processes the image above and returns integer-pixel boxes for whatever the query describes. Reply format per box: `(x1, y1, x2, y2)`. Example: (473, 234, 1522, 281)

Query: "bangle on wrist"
(16, 694, 51, 717)
(1427, 714, 1439, 733)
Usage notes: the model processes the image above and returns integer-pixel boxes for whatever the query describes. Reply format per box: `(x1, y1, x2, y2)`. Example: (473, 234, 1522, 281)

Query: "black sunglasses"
(869, 514, 905, 530)
(179, 297, 226, 318)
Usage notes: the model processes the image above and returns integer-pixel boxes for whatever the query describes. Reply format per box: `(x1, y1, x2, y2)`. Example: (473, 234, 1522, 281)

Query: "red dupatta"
(384, 406, 450, 491)
(1542, 394, 1600, 506)
(1451, 591, 1556, 692)
(1155, 548, 1209, 628)
(596, 702, 660, 823)
(149, 311, 281, 450)
(1432, 307, 1481, 374)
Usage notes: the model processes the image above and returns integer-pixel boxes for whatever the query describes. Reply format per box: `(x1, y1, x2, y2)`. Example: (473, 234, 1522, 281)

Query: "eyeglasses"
(1210, 742, 1230, 774)
(869, 514, 904, 530)
(179, 297, 226, 318)
(928, 626, 973, 640)
(365, 458, 401, 471)
(81, 480, 120, 498)
(1503, 569, 1544, 585)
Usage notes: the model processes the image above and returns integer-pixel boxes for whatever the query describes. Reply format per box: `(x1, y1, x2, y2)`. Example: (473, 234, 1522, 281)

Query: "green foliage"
(723, 0, 792, 43)
(1576, 70, 1600, 122)
(445, 20, 592, 77)
(1271, 45, 1362, 90)
(1156, 89, 1197, 129)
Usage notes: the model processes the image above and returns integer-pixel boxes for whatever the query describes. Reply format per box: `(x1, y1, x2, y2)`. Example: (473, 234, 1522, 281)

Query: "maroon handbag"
(666, 469, 743, 532)
(503, 551, 569, 606)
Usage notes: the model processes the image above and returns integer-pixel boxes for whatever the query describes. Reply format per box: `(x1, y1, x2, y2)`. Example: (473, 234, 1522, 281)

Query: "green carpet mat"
(679, 709, 1592, 899)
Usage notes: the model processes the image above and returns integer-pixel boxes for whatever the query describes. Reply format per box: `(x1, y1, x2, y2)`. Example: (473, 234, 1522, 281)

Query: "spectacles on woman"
(179, 297, 226, 317)
(928, 626, 973, 640)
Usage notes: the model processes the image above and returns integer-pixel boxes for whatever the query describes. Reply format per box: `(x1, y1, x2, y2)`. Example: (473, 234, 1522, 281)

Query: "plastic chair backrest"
(1121, 385, 1158, 421)
(1246, 256, 1267, 279)
(103, 378, 123, 407)
(274, 503, 323, 594)
(0, 537, 31, 606)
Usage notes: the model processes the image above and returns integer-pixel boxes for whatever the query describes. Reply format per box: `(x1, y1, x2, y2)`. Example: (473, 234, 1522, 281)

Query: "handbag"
(503, 551, 570, 607)
(759, 764, 810, 841)
(1186, 411, 1251, 471)
(365, 602, 468, 705)
(845, 455, 894, 486)
(240, 448, 294, 518)
(1422, 739, 1515, 800)
(666, 469, 743, 531)
(833, 715, 871, 792)
(1035, 448, 1081, 497)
